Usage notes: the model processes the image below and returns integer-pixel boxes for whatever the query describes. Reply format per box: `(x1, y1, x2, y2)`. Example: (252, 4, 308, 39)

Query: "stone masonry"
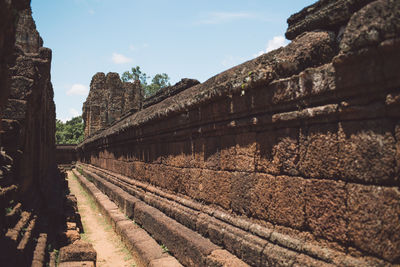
(77, 0, 400, 266)
(0, 1, 96, 266)
(82, 72, 142, 137)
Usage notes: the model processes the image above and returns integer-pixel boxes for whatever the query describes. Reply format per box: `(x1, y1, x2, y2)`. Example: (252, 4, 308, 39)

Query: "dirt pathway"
(67, 171, 136, 267)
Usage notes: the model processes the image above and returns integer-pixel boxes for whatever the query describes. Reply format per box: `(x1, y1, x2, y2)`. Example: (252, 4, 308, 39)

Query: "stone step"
(17, 215, 37, 250)
(73, 167, 248, 267)
(5, 211, 31, 244)
(49, 250, 58, 267)
(0, 211, 32, 265)
(31, 233, 48, 267)
(72, 169, 184, 267)
(5, 202, 22, 227)
(16, 216, 38, 266)
(78, 163, 387, 267)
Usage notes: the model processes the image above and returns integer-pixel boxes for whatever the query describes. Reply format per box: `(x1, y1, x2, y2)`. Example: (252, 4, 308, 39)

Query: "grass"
(53, 249, 60, 266)
(77, 167, 94, 183)
(5, 207, 12, 215)
(161, 244, 169, 254)
(71, 172, 97, 211)
(5, 200, 15, 214)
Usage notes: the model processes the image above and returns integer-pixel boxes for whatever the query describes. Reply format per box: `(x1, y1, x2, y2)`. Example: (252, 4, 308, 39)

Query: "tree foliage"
(56, 116, 84, 144)
(121, 66, 170, 98)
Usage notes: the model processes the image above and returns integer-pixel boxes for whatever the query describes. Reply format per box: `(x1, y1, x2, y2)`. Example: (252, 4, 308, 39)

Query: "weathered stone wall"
(56, 145, 77, 165)
(78, 0, 400, 265)
(142, 78, 200, 109)
(1, 4, 57, 200)
(0, 1, 91, 266)
(0, 0, 30, 115)
(82, 72, 142, 137)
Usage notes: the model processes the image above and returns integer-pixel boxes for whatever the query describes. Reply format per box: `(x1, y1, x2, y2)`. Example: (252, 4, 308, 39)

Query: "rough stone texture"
(77, 0, 400, 266)
(339, 0, 400, 52)
(285, 0, 375, 40)
(82, 72, 141, 137)
(0, 4, 57, 199)
(73, 168, 183, 267)
(0, 1, 91, 267)
(123, 80, 142, 113)
(143, 78, 200, 108)
(56, 145, 77, 165)
(0, 0, 28, 115)
(59, 240, 97, 262)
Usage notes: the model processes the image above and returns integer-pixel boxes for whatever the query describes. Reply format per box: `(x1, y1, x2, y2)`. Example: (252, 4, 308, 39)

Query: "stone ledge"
(72, 169, 183, 267)
(59, 240, 97, 263)
(74, 167, 248, 267)
(77, 163, 392, 266)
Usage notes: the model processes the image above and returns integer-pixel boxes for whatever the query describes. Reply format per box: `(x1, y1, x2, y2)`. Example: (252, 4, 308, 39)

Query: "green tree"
(121, 66, 148, 86)
(56, 119, 66, 144)
(55, 116, 84, 144)
(121, 66, 170, 98)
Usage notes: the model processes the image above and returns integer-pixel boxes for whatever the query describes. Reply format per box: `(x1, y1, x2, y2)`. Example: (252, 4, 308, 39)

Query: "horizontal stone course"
(72, 169, 183, 267)
(77, 163, 393, 266)
(77, 1, 400, 265)
(75, 167, 248, 267)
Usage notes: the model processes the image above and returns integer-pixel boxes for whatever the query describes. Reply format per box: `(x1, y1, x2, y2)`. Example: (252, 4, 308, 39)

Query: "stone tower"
(82, 72, 141, 137)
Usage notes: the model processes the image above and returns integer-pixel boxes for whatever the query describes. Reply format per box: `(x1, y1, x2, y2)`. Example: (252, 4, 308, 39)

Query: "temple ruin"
(0, 0, 95, 266)
(1, 0, 399, 266)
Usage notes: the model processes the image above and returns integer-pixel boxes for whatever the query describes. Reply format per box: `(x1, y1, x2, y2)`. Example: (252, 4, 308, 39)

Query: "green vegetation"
(161, 244, 169, 254)
(56, 116, 84, 144)
(121, 66, 171, 98)
(5, 200, 14, 214)
(5, 207, 12, 215)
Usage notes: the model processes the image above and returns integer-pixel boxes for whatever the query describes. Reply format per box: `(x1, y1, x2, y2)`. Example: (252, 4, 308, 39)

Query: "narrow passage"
(67, 171, 136, 267)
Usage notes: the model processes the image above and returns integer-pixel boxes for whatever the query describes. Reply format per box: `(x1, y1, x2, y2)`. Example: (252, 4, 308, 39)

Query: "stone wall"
(56, 145, 77, 165)
(0, 1, 92, 266)
(1, 2, 57, 201)
(0, 0, 30, 115)
(77, 0, 400, 265)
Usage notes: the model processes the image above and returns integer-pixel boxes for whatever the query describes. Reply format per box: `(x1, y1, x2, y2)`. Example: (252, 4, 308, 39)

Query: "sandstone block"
(59, 240, 97, 263)
(304, 179, 347, 242)
(256, 127, 299, 176)
(338, 119, 397, 184)
(347, 184, 400, 262)
(298, 123, 340, 179)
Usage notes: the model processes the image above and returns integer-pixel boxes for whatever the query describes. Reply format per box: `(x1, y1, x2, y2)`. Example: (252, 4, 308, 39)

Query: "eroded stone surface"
(82, 72, 141, 137)
(286, 0, 375, 40)
(340, 0, 400, 52)
(59, 240, 97, 262)
(75, 0, 400, 265)
(0, 1, 91, 267)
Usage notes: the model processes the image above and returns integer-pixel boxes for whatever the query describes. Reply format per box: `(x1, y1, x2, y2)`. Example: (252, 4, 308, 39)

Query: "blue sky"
(31, 0, 316, 122)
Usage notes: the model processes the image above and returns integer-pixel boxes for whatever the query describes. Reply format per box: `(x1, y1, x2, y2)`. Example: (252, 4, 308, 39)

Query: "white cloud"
(88, 9, 95, 15)
(266, 36, 287, 52)
(69, 108, 80, 117)
(66, 83, 88, 96)
(197, 12, 255, 25)
(254, 35, 288, 57)
(112, 52, 132, 64)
